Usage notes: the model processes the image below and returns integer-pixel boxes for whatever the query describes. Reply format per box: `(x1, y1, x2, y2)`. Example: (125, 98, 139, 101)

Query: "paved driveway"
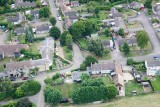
(0, 31, 7, 44)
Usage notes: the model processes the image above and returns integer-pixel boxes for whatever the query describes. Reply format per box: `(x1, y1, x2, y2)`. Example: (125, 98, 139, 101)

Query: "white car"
(58, 16, 62, 21)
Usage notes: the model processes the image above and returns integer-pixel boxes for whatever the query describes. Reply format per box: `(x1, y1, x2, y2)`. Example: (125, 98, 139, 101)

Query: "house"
(6, 59, 50, 78)
(0, 72, 8, 79)
(56, 0, 69, 7)
(129, 1, 144, 10)
(152, 3, 160, 15)
(7, 14, 22, 25)
(102, 40, 114, 49)
(64, 17, 72, 29)
(109, 7, 122, 19)
(60, 3, 70, 14)
(71, 1, 80, 7)
(88, 62, 115, 75)
(0, 44, 28, 58)
(102, 19, 120, 27)
(34, 24, 52, 34)
(117, 38, 125, 46)
(40, 0, 48, 6)
(15, 0, 37, 8)
(14, 27, 26, 35)
(64, 11, 78, 22)
(126, 36, 137, 46)
(145, 60, 160, 76)
(72, 71, 82, 82)
(26, 10, 39, 18)
(113, 63, 125, 96)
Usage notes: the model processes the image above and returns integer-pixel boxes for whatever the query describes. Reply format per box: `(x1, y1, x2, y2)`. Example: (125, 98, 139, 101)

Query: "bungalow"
(152, 3, 160, 15)
(109, 7, 122, 19)
(0, 44, 28, 58)
(14, 27, 26, 35)
(87, 62, 115, 75)
(34, 24, 52, 34)
(126, 36, 137, 46)
(26, 10, 39, 18)
(6, 59, 50, 78)
(7, 14, 22, 25)
(71, 1, 80, 7)
(64, 11, 78, 22)
(15, 0, 37, 8)
(145, 60, 160, 76)
(129, 1, 144, 10)
(102, 40, 114, 49)
(72, 71, 82, 82)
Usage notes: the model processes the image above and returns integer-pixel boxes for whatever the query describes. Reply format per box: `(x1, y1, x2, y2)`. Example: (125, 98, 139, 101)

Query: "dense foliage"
(39, 7, 50, 18)
(14, 80, 41, 98)
(49, 26, 61, 40)
(69, 20, 98, 40)
(49, 17, 56, 26)
(123, 42, 130, 54)
(60, 31, 69, 46)
(44, 86, 62, 104)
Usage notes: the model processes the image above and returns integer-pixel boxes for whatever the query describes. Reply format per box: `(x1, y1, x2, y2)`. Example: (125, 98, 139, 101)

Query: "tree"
(104, 28, 111, 36)
(65, 34, 73, 49)
(8, 101, 16, 107)
(88, 39, 104, 57)
(136, 30, 149, 50)
(39, 7, 50, 18)
(123, 42, 130, 54)
(25, 27, 34, 43)
(81, 73, 90, 80)
(127, 58, 134, 65)
(144, 0, 152, 9)
(118, 28, 124, 37)
(49, 26, 61, 39)
(60, 31, 68, 46)
(106, 85, 118, 99)
(49, 17, 56, 26)
(84, 55, 98, 66)
(17, 98, 32, 107)
(36, 0, 42, 7)
(94, 7, 100, 15)
(44, 86, 62, 104)
(0, 79, 13, 96)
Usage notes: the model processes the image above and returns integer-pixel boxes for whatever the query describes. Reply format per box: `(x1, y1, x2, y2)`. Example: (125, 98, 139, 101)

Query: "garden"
(125, 81, 144, 96)
(150, 76, 160, 92)
(0, 79, 41, 101)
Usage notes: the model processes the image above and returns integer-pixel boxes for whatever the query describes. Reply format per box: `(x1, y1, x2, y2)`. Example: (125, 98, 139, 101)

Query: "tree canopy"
(60, 31, 69, 46)
(144, 0, 152, 9)
(136, 30, 149, 50)
(39, 7, 50, 18)
(49, 26, 61, 40)
(49, 17, 56, 26)
(65, 34, 73, 49)
(123, 42, 130, 54)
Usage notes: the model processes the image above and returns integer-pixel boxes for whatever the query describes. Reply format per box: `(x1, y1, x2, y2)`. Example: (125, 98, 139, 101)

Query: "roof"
(36, 25, 50, 32)
(0, 44, 28, 55)
(60, 3, 69, 13)
(7, 14, 19, 22)
(115, 63, 123, 76)
(15, 0, 37, 8)
(129, 1, 140, 7)
(110, 7, 118, 14)
(126, 37, 137, 45)
(103, 19, 120, 27)
(102, 40, 110, 47)
(153, 4, 160, 12)
(117, 39, 125, 46)
(71, 1, 79, 6)
(90, 62, 115, 71)
(14, 27, 26, 34)
(72, 71, 81, 81)
(56, 0, 69, 3)
(0, 72, 7, 78)
(113, 74, 124, 86)
(146, 60, 160, 67)
(31, 10, 39, 15)
(112, 13, 122, 18)
(64, 11, 78, 20)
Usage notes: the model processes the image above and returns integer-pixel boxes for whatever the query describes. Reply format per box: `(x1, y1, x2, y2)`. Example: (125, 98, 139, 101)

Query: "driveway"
(0, 31, 7, 44)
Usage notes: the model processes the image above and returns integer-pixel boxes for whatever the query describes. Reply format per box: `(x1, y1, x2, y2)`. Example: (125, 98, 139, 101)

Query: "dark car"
(60, 98, 69, 103)
(154, 56, 159, 60)
(10, 76, 16, 81)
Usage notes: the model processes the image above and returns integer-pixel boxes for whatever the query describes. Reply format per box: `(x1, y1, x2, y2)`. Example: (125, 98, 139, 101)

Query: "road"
(48, 0, 63, 32)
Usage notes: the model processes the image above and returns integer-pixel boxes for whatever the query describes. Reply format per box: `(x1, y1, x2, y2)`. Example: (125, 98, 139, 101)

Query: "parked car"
(58, 16, 62, 21)
(10, 76, 16, 81)
(22, 76, 28, 80)
(154, 56, 159, 60)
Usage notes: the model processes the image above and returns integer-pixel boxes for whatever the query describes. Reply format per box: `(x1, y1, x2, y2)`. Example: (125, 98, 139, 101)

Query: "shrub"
(52, 73, 60, 80)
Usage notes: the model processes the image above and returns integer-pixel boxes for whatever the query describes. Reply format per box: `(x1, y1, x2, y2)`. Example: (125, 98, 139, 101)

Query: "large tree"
(118, 28, 124, 37)
(17, 98, 33, 107)
(123, 42, 130, 54)
(49, 26, 61, 40)
(60, 31, 69, 46)
(39, 7, 50, 18)
(65, 34, 73, 49)
(0, 79, 13, 96)
(84, 55, 98, 66)
(88, 39, 104, 57)
(49, 17, 56, 26)
(136, 30, 149, 50)
(25, 27, 34, 43)
(44, 86, 62, 104)
(144, 0, 152, 9)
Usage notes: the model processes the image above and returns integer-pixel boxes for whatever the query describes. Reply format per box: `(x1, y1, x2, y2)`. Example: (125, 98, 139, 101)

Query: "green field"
(151, 76, 160, 91)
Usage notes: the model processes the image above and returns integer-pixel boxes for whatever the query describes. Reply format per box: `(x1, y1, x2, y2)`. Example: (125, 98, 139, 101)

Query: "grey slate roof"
(7, 14, 19, 22)
(72, 71, 81, 81)
(31, 10, 39, 15)
(90, 63, 115, 71)
(153, 4, 160, 12)
(146, 60, 160, 67)
(15, 0, 37, 8)
(126, 37, 137, 45)
(102, 40, 110, 47)
(14, 27, 26, 34)
(64, 11, 78, 20)
(36, 25, 50, 32)
(117, 39, 125, 46)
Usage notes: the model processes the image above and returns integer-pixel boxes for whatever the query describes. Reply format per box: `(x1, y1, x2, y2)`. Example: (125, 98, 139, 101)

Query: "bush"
(14, 80, 41, 98)
(44, 78, 52, 84)
(52, 73, 60, 80)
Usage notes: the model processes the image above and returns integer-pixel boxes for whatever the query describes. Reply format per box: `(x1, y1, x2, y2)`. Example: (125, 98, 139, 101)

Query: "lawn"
(122, 10, 136, 17)
(99, 11, 109, 20)
(126, 21, 143, 29)
(0, 58, 18, 72)
(150, 76, 160, 91)
(29, 41, 41, 54)
(125, 81, 144, 96)
(78, 38, 88, 50)
(61, 93, 160, 107)
(63, 46, 73, 61)
(102, 75, 113, 85)
(53, 83, 80, 98)
(99, 35, 112, 41)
